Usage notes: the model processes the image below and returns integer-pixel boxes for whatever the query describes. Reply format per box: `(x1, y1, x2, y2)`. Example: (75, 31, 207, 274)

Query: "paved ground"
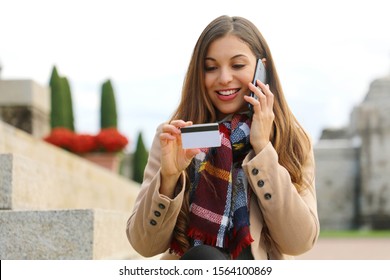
(131, 237, 390, 260)
(295, 237, 390, 260)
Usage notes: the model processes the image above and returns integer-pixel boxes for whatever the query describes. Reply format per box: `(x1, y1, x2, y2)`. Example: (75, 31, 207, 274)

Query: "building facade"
(315, 74, 390, 230)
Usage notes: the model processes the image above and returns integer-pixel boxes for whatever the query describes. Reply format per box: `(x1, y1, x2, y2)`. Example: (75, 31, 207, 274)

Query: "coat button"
(264, 193, 272, 200)
(257, 180, 265, 187)
(158, 203, 166, 210)
(154, 211, 161, 217)
(252, 168, 259, 175)
(150, 219, 157, 226)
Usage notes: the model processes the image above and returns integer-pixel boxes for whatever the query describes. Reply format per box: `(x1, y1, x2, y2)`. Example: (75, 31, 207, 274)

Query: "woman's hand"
(159, 120, 200, 197)
(244, 80, 275, 154)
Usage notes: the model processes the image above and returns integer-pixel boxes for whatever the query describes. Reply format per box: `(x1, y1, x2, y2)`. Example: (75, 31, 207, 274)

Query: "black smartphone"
(248, 58, 267, 112)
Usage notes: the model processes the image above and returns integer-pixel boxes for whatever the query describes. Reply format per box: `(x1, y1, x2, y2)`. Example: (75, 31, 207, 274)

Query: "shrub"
(100, 79, 118, 129)
(132, 131, 149, 183)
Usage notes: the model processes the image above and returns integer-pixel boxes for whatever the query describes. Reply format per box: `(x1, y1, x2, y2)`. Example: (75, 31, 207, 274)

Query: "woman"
(126, 15, 319, 260)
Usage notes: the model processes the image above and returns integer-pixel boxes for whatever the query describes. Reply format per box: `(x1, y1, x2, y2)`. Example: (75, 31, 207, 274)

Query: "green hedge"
(319, 230, 390, 238)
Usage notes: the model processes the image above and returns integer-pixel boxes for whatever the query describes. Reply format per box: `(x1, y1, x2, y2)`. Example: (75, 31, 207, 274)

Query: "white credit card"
(181, 123, 221, 149)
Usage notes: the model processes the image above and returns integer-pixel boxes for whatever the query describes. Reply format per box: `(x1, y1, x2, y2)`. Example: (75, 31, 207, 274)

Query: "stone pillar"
(0, 79, 50, 139)
(350, 76, 390, 229)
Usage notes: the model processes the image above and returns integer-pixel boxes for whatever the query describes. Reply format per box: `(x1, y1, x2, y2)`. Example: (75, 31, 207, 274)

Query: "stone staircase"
(0, 120, 144, 259)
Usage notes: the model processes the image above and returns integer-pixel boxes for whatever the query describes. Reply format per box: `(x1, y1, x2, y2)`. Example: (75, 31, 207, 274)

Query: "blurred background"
(1, 0, 389, 259)
(1, 0, 389, 149)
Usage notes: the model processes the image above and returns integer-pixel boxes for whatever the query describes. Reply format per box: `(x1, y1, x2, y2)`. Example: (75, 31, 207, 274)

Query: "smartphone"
(248, 58, 267, 112)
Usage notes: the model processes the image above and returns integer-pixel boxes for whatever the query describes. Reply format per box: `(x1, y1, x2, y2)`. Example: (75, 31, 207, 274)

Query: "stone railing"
(0, 120, 144, 259)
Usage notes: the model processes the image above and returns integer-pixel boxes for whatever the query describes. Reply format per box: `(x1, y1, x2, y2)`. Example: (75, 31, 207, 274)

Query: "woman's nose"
(219, 68, 233, 85)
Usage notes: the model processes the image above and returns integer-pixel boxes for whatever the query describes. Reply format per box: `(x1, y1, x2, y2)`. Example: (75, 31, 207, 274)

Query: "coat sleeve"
(126, 124, 186, 257)
(242, 141, 320, 256)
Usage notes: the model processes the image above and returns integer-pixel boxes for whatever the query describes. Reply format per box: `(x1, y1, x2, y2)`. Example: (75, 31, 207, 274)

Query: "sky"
(1, 0, 390, 151)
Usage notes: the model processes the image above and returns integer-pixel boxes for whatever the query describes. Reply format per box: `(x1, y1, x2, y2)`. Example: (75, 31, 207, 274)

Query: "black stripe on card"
(181, 123, 219, 133)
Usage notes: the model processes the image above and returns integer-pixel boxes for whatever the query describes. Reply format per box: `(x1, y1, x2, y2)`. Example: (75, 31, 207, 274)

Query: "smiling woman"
(126, 15, 319, 260)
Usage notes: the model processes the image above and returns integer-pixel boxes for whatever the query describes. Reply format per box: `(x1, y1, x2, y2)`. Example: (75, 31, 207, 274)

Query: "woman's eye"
(205, 66, 217, 72)
(232, 64, 245, 69)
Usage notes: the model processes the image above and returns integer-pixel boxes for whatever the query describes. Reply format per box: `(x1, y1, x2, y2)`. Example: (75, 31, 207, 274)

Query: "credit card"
(181, 123, 221, 149)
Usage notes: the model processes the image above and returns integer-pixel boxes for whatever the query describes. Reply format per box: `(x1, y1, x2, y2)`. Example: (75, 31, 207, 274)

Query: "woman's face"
(204, 34, 257, 118)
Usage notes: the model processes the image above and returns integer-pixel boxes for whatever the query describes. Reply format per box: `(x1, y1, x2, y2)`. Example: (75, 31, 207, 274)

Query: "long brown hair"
(171, 15, 312, 254)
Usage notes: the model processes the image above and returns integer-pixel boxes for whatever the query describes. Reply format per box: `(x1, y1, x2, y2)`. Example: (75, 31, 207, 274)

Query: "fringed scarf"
(171, 113, 254, 259)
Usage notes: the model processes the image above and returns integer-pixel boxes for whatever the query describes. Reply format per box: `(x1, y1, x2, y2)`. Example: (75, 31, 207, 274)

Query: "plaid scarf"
(171, 113, 254, 259)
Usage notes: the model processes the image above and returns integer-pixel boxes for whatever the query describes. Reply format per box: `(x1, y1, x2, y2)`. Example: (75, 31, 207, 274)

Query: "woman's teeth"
(217, 89, 239, 96)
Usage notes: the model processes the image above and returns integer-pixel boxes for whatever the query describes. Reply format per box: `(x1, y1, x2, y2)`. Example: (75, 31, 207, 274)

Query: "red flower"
(70, 133, 98, 154)
(44, 127, 129, 154)
(95, 128, 129, 152)
(44, 128, 75, 150)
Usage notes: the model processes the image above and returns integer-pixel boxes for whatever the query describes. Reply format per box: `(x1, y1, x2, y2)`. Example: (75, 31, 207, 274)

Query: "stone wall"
(0, 79, 50, 138)
(351, 86, 390, 229)
(0, 120, 144, 259)
(315, 74, 390, 230)
(314, 140, 359, 230)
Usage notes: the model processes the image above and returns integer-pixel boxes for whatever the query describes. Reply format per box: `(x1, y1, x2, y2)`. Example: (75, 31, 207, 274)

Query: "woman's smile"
(216, 88, 241, 100)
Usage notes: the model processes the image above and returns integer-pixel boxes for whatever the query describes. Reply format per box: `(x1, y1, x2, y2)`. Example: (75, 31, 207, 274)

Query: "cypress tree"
(61, 76, 75, 131)
(132, 131, 149, 184)
(49, 66, 66, 128)
(49, 66, 75, 131)
(100, 79, 118, 129)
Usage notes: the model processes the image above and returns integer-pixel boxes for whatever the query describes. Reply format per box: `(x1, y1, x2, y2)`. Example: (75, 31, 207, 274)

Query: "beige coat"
(126, 124, 320, 260)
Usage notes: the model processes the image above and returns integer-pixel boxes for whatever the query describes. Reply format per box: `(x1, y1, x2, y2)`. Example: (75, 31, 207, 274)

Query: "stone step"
(0, 209, 145, 260)
(0, 121, 146, 260)
(0, 153, 139, 211)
